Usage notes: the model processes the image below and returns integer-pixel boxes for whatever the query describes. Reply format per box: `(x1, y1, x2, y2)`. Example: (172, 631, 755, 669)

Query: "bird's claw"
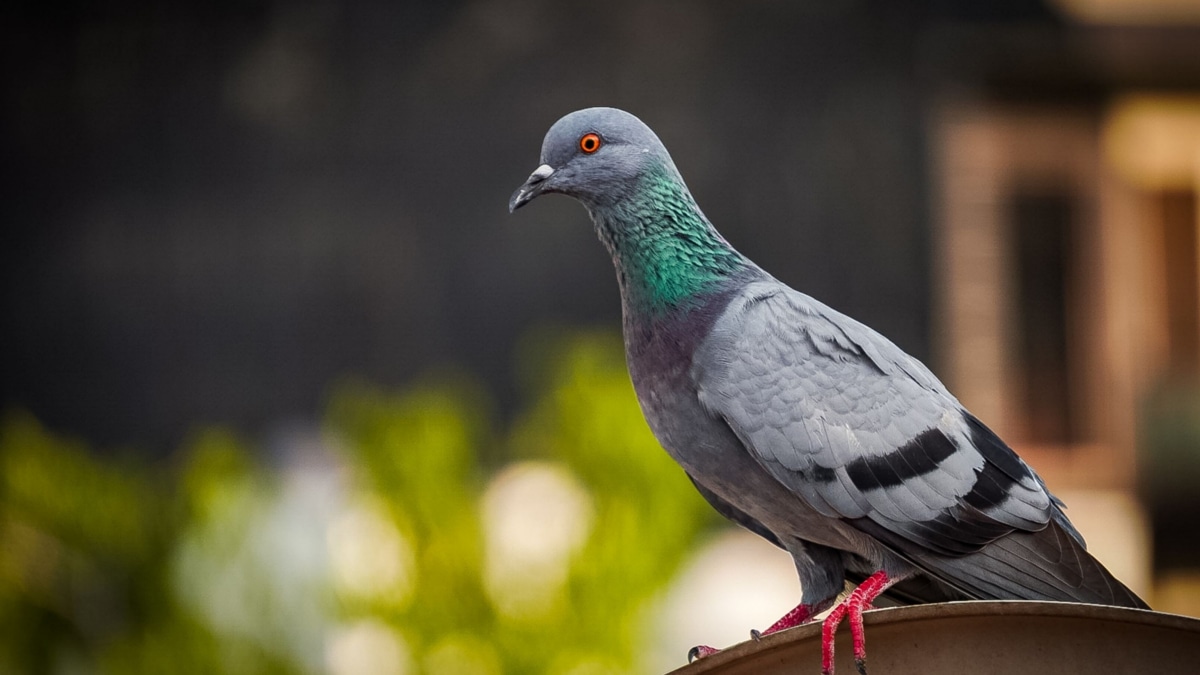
(854, 657, 868, 675)
(687, 645, 720, 663)
(749, 628, 763, 641)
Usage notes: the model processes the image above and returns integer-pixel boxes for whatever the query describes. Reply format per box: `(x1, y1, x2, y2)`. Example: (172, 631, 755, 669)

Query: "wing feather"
(694, 281, 1054, 557)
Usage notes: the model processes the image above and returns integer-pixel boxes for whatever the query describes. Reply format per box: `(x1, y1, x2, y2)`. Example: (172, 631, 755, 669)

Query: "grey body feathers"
(633, 275, 1146, 609)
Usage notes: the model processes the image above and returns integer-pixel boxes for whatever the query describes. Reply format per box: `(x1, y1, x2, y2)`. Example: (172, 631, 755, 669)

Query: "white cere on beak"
(530, 164, 554, 181)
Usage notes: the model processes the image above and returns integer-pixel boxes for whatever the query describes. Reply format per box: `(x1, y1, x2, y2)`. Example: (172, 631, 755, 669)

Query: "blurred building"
(928, 0, 1200, 613)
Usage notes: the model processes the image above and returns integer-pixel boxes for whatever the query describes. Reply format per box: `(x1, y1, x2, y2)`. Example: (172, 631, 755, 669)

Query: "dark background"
(0, 0, 1119, 451)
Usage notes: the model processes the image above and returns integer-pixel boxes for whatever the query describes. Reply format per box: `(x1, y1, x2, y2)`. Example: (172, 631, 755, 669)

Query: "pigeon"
(509, 107, 1148, 674)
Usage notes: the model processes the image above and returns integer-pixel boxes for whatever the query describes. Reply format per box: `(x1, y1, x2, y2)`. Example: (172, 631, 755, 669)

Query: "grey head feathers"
(510, 107, 678, 213)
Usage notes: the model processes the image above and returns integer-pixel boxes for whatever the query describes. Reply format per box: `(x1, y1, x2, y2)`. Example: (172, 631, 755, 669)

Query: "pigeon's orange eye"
(579, 133, 601, 154)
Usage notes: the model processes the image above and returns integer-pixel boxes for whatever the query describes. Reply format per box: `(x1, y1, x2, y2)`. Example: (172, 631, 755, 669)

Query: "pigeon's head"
(509, 107, 673, 213)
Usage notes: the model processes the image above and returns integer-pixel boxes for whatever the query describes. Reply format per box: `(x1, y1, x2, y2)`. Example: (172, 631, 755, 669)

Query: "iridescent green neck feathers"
(590, 165, 749, 314)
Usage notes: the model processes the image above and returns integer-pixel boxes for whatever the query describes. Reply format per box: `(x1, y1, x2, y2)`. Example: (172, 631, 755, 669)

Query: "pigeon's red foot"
(819, 571, 897, 675)
(750, 601, 819, 641)
(688, 601, 820, 665)
(687, 645, 720, 663)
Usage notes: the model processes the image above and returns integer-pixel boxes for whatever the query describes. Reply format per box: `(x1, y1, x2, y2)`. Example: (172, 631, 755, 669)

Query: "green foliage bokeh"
(0, 332, 722, 674)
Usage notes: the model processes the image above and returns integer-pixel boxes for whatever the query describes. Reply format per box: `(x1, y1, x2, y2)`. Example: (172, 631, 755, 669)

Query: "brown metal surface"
(668, 601, 1200, 674)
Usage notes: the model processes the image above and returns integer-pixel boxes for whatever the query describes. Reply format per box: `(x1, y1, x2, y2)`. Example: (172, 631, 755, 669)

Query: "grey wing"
(693, 281, 1055, 559)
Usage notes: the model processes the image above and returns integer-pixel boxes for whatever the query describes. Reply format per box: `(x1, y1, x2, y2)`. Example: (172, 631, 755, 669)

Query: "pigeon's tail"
(913, 517, 1149, 609)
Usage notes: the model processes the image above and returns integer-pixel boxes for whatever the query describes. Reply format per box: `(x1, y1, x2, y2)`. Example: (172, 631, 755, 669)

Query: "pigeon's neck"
(590, 165, 751, 317)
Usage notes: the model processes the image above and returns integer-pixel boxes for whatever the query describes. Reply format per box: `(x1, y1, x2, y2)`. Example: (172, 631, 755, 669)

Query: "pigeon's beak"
(509, 164, 555, 213)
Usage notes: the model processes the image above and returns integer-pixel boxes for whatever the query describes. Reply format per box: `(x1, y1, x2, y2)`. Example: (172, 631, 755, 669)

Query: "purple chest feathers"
(624, 289, 737, 417)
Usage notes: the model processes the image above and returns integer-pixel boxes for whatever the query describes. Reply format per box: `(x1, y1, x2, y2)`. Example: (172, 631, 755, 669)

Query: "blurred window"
(1010, 190, 1076, 444)
(1159, 190, 1200, 378)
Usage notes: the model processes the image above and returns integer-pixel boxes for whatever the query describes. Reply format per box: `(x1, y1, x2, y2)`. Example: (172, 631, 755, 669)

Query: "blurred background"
(5, 0, 1200, 673)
